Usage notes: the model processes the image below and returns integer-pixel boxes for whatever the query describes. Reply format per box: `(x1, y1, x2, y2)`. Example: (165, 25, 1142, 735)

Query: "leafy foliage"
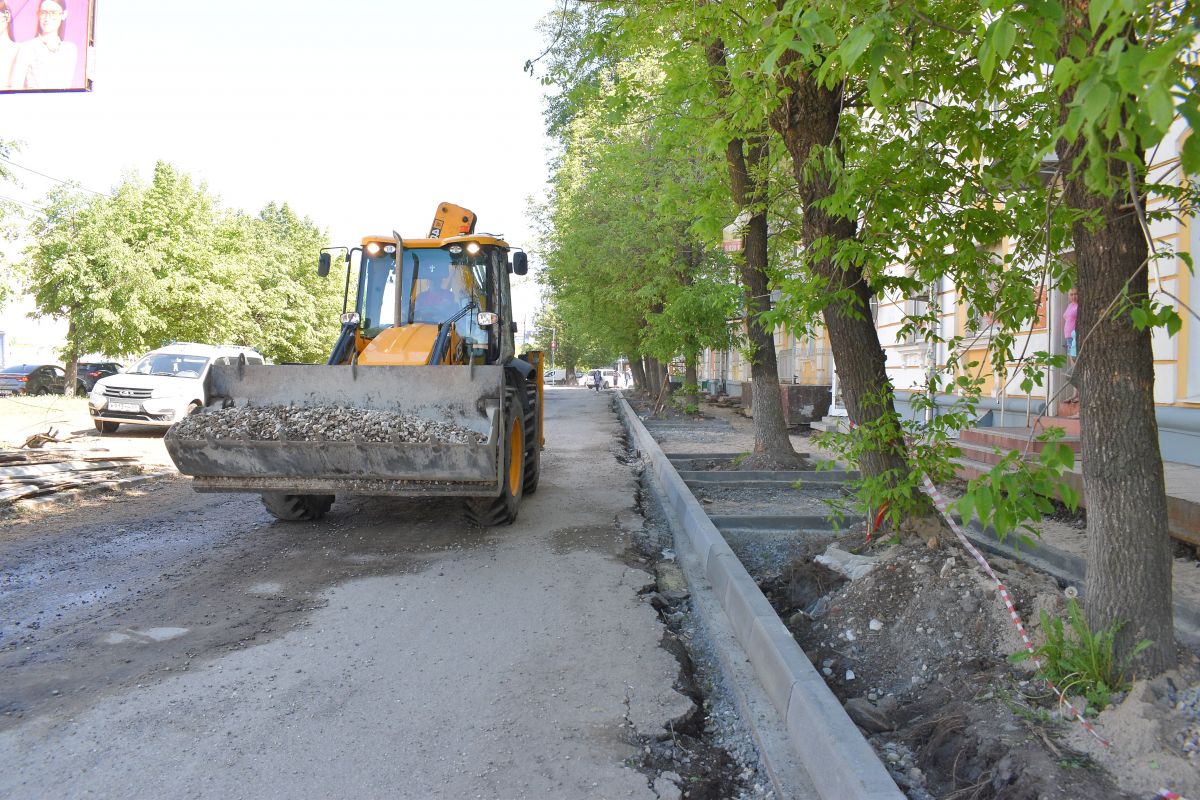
(957, 434, 1080, 544)
(18, 161, 342, 364)
(531, 56, 741, 372)
(530, 0, 1196, 668)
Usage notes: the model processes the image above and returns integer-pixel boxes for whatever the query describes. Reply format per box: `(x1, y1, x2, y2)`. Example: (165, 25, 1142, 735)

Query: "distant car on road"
(75, 361, 124, 394)
(0, 364, 67, 396)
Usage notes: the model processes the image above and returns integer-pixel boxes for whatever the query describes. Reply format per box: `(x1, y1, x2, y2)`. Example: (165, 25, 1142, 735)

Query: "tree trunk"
(706, 38, 801, 469)
(683, 355, 699, 412)
(769, 56, 909, 484)
(645, 357, 663, 397)
(630, 357, 647, 395)
(63, 318, 79, 398)
(1056, 14, 1174, 674)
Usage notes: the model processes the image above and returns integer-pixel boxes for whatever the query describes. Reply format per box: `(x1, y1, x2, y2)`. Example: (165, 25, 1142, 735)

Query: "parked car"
(75, 361, 124, 394)
(88, 343, 266, 434)
(0, 364, 66, 396)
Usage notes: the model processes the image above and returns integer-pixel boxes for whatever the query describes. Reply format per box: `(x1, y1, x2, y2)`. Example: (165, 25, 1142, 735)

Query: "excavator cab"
(346, 237, 504, 367)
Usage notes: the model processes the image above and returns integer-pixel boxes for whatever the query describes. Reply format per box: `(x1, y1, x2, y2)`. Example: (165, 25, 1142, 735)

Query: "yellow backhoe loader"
(164, 203, 543, 525)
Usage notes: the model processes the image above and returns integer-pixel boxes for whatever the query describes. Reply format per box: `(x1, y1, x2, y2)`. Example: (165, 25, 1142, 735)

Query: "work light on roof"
(366, 242, 381, 256)
(465, 242, 481, 255)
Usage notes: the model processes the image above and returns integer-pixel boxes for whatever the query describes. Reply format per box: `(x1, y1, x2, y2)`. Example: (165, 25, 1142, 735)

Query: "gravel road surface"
(0, 387, 692, 799)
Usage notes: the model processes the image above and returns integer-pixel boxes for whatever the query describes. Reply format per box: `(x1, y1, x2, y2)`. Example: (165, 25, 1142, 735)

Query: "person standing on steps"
(1063, 286, 1080, 413)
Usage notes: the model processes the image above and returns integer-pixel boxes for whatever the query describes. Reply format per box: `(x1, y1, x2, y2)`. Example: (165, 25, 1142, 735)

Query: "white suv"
(89, 343, 266, 434)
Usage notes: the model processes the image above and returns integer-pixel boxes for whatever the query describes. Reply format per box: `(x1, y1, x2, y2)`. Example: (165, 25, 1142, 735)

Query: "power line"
(0, 157, 106, 196)
(0, 193, 47, 215)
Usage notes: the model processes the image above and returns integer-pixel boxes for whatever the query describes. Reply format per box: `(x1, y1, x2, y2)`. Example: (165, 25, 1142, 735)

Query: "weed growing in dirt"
(993, 684, 1056, 723)
(1010, 599, 1150, 711)
(729, 452, 749, 468)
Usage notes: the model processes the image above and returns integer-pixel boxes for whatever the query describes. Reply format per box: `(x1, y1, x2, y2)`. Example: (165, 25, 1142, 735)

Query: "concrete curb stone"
(617, 397, 904, 800)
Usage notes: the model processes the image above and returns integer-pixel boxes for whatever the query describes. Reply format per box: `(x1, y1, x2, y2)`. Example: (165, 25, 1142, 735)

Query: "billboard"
(0, 0, 95, 93)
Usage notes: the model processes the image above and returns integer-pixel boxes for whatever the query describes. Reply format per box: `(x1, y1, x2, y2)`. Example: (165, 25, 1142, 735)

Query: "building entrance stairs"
(953, 424, 1200, 547)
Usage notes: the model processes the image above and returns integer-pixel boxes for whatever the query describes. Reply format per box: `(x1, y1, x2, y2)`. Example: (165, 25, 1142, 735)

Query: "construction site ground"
(0, 390, 779, 799)
(630, 394, 1200, 799)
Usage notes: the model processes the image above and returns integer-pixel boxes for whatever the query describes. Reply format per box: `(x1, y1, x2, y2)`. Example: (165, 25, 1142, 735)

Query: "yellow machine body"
(358, 324, 442, 366)
(165, 204, 544, 513)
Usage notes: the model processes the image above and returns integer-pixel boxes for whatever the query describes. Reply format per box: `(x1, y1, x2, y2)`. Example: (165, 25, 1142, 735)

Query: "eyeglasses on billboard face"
(39, 9, 64, 17)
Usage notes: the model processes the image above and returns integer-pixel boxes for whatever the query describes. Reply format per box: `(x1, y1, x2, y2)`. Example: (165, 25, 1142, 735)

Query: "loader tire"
(465, 389, 524, 527)
(261, 492, 334, 522)
(521, 379, 540, 495)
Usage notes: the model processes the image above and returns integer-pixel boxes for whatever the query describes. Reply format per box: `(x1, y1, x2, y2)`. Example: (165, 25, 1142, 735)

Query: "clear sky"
(2, 0, 558, 322)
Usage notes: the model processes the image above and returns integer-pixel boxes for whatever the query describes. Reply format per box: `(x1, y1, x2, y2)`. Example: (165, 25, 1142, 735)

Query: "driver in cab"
(414, 263, 467, 323)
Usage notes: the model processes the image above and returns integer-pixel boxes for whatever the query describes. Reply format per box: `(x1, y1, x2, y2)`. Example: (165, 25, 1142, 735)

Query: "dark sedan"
(75, 361, 123, 393)
(0, 364, 67, 396)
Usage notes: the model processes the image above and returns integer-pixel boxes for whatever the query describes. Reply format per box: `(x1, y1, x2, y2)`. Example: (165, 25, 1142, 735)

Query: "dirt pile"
(169, 405, 486, 445)
(762, 535, 1200, 798)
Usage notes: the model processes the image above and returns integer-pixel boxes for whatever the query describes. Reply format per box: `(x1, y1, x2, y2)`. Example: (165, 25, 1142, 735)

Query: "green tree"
(21, 161, 342, 387)
(534, 110, 740, 399)
(0, 138, 25, 306)
(1030, 0, 1196, 674)
(535, 0, 1199, 676)
(23, 184, 155, 393)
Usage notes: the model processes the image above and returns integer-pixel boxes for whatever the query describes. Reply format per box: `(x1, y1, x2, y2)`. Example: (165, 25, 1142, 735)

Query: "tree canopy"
(17, 160, 342, 368)
(532, 0, 1199, 674)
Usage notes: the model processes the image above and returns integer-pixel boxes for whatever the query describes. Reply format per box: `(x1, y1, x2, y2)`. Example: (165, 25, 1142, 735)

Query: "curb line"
(617, 399, 904, 800)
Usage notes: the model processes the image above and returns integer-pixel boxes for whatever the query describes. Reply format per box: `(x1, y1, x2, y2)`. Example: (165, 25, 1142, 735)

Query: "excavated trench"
(614, 426, 767, 800)
(624, 396, 1163, 799)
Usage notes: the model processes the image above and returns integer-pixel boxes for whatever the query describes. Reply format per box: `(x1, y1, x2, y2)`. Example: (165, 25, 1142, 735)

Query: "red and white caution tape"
(918, 474, 1110, 747)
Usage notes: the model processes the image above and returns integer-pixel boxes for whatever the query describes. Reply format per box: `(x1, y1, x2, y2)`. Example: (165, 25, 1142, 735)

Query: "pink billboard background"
(4, 0, 94, 92)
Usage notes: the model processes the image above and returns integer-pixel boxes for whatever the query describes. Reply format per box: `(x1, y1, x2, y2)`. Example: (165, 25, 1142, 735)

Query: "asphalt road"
(0, 387, 691, 799)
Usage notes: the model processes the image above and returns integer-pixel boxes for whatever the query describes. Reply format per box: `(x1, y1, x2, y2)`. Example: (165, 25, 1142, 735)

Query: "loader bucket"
(164, 363, 505, 497)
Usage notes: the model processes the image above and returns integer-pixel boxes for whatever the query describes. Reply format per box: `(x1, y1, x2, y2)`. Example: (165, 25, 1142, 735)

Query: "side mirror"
(512, 251, 528, 276)
(318, 252, 332, 277)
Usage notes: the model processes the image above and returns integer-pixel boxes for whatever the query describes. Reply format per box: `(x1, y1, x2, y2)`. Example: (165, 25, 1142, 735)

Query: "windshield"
(357, 246, 489, 343)
(131, 354, 209, 378)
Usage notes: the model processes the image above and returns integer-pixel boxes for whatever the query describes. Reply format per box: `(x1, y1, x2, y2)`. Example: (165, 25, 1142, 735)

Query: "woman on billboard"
(0, 1, 17, 90)
(9, 0, 77, 90)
